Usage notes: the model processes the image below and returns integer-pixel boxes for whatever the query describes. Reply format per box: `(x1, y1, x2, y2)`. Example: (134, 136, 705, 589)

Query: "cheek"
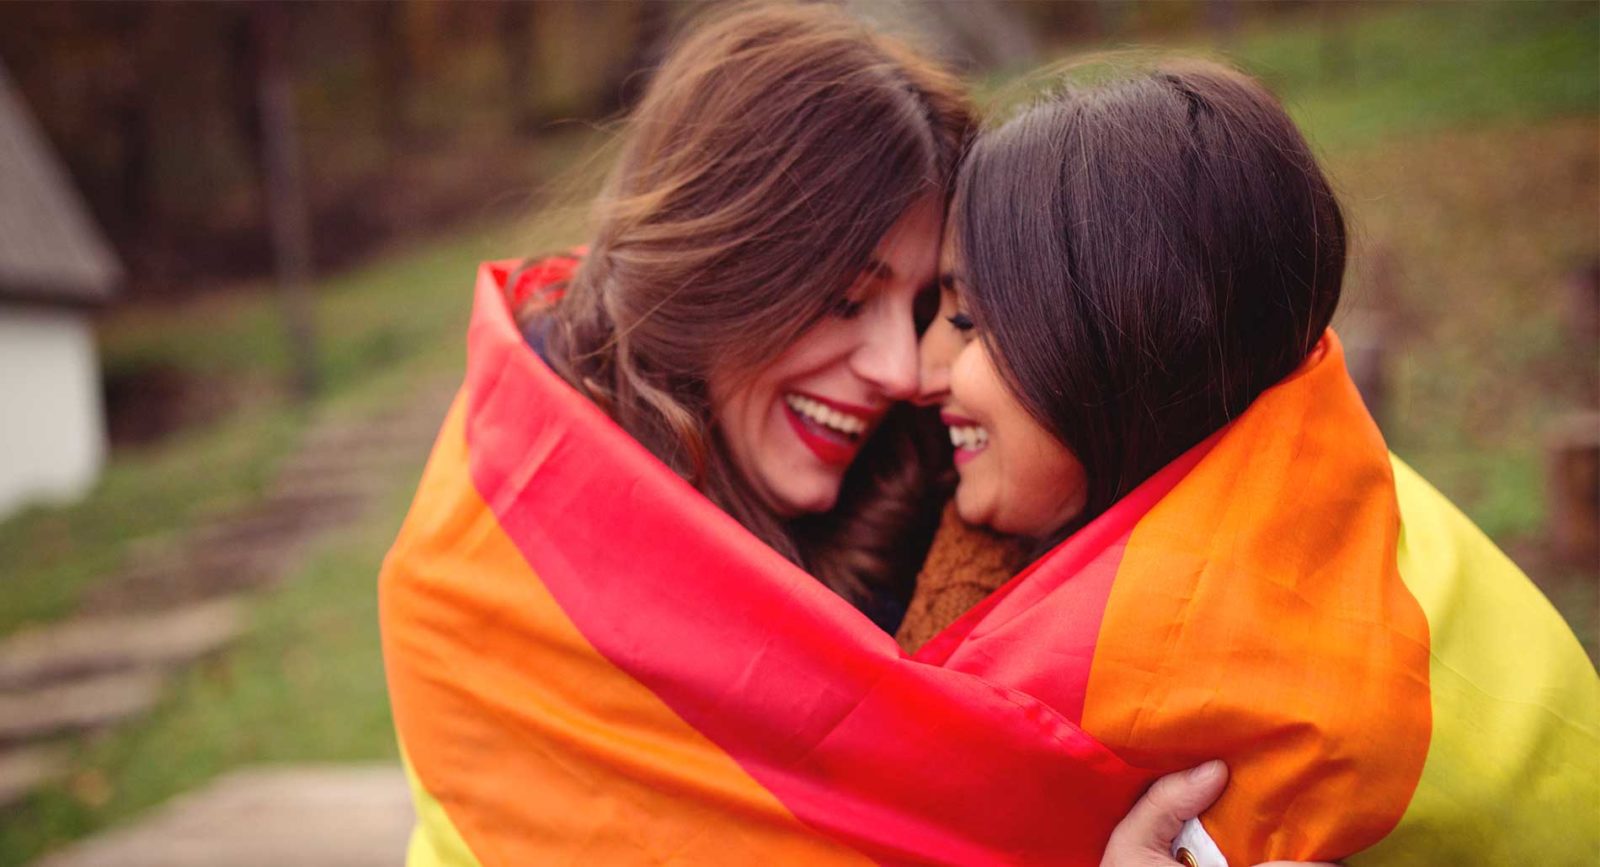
(920, 320, 961, 375)
(1005, 435, 1086, 534)
(709, 369, 776, 467)
(956, 345, 1089, 536)
(947, 341, 992, 409)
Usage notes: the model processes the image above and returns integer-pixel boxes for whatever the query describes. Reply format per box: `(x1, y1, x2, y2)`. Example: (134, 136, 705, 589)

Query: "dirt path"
(0, 378, 456, 812)
(31, 765, 412, 867)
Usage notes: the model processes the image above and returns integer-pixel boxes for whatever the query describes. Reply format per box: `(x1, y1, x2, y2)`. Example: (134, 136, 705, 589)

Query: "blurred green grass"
(980, 0, 1598, 148)
(0, 228, 489, 639)
(0, 205, 588, 861)
(1, 482, 414, 860)
(1027, 0, 1600, 651)
(2, 1, 1595, 862)
(1332, 117, 1600, 652)
(0, 202, 589, 638)
(0, 407, 299, 637)
(1237, 2, 1599, 654)
(1233, 0, 1598, 149)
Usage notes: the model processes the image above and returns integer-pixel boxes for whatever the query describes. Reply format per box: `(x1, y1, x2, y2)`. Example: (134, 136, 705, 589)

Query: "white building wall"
(0, 304, 107, 520)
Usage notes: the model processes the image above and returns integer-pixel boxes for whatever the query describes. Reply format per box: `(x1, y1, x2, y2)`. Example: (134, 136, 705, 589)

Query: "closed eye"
(947, 312, 974, 332)
(831, 298, 866, 320)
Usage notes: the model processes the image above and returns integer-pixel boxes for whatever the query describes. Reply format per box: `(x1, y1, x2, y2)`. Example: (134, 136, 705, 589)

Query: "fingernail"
(1188, 760, 1225, 784)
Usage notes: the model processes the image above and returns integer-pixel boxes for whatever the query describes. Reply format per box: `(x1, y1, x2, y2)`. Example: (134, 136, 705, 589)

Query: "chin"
(772, 479, 840, 518)
(953, 485, 990, 531)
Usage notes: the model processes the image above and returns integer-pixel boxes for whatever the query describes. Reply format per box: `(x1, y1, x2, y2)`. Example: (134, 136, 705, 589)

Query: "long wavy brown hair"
(523, 3, 974, 611)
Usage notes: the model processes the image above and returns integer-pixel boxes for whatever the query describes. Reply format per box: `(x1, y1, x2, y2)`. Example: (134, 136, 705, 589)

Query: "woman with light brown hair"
(515, 0, 968, 630)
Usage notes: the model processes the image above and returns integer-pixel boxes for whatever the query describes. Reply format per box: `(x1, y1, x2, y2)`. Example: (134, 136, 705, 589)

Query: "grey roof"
(0, 61, 121, 306)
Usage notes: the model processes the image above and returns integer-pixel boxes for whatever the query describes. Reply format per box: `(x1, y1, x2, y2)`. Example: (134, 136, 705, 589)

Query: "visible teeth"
(948, 424, 989, 450)
(785, 394, 868, 436)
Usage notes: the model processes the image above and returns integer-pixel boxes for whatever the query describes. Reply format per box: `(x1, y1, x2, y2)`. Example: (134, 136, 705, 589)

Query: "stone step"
(108, 543, 286, 594)
(278, 434, 433, 470)
(270, 453, 402, 487)
(84, 481, 371, 618)
(267, 460, 424, 505)
(185, 506, 344, 552)
(265, 466, 400, 509)
(293, 418, 443, 457)
(32, 764, 413, 867)
(0, 671, 165, 746)
(269, 465, 379, 497)
(0, 600, 245, 691)
(82, 550, 287, 616)
(0, 744, 68, 809)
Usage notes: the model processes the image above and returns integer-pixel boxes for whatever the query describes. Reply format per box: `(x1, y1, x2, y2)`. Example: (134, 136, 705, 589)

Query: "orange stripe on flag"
(381, 397, 869, 866)
(1080, 335, 1433, 862)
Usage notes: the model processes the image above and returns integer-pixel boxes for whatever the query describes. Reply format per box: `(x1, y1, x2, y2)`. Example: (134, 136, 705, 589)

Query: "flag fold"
(382, 261, 1597, 865)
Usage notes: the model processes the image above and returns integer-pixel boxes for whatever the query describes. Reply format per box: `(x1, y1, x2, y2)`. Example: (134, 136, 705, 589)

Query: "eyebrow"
(864, 257, 939, 295)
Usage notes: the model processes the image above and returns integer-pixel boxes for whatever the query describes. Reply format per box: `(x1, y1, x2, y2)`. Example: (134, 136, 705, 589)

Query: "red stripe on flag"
(916, 439, 1212, 722)
(460, 264, 1152, 864)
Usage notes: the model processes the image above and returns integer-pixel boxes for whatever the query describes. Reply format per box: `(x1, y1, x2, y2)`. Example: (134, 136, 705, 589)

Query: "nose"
(851, 312, 920, 402)
(913, 319, 956, 407)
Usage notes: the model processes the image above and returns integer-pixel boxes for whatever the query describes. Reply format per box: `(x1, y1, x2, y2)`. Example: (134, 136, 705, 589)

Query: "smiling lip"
(805, 393, 878, 418)
(784, 392, 877, 466)
(941, 411, 988, 467)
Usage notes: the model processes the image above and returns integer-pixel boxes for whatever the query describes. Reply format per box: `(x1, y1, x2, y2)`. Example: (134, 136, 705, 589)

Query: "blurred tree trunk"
(847, 0, 1036, 74)
(1096, 0, 1128, 40)
(1016, 1, 1108, 44)
(599, 0, 672, 116)
(933, 0, 1038, 72)
(1205, 0, 1238, 46)
(374, 0, 416, 147)
(1319, 0, 1352, 82)
(499, 0, 539, 133)
(99, 3, 154, 248)
(252, 1, 319, 401)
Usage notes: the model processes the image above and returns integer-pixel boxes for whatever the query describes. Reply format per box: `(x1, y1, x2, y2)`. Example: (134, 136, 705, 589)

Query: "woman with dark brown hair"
(919, 60, 1345, 550)
(910, 59, 1597, 864)
(900, 58, 1348, 646)
(385, 8, 1255, 866)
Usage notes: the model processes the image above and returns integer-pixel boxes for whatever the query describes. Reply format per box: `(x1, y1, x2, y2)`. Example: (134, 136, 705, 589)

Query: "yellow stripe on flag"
(1351, 457, 1600, 864)
(401, 748, 483, 867)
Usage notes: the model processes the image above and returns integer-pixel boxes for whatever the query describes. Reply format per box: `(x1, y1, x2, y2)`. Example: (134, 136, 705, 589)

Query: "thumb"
(1103, 761, 1228, 866)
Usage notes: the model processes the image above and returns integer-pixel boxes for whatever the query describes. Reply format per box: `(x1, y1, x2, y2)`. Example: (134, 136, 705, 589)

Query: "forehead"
(871, 197, 943, 271)
(938, 221, 967, 285)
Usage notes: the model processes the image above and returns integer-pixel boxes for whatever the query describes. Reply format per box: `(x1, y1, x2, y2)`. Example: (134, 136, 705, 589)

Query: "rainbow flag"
(381, 262, 1598, 865)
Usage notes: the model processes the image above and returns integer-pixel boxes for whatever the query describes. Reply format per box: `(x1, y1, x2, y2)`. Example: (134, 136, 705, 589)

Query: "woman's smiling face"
(917, 233, 1087, 538)
(710, 198, 941, 518)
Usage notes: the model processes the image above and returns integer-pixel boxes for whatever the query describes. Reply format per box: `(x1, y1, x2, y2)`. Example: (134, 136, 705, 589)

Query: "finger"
(1106, 761, 1229, 857)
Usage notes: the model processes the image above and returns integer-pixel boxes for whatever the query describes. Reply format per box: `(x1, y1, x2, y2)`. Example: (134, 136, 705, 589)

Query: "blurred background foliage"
(0, 1, 1595, 862)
